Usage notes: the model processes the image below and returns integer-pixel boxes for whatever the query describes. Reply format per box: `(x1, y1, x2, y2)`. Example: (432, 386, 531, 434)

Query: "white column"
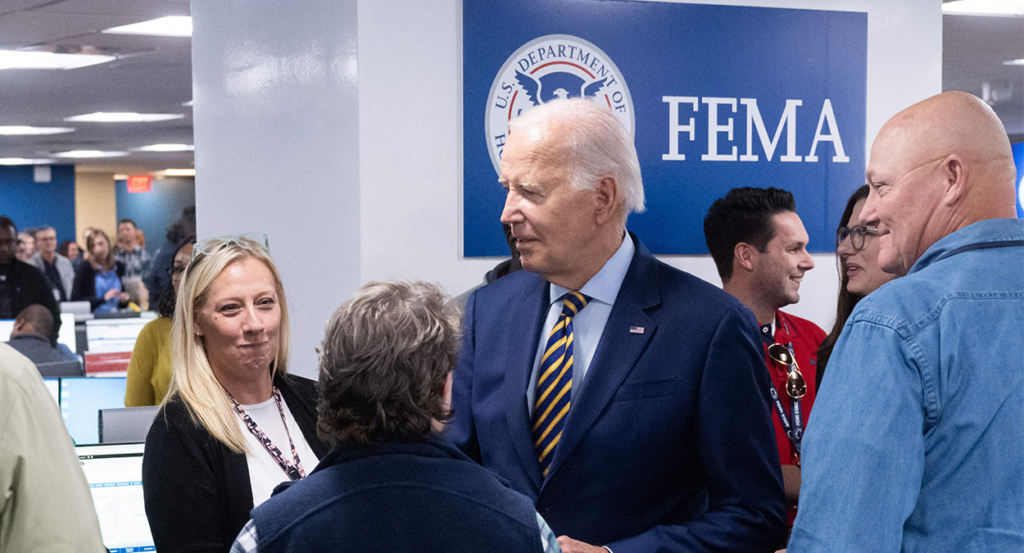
(191, 0, 360, 378)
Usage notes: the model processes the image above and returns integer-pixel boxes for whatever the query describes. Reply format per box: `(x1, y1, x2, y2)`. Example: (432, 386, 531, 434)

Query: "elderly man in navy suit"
(451, 98, 786, 553)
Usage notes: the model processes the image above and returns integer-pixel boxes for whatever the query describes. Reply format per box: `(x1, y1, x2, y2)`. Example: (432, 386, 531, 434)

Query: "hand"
(556, 536, 606, 553)
(775, 549, 787, 553)
(119, 292, 131, 302)
(104, 288, 119, 300)
(781, 464, 802, 504)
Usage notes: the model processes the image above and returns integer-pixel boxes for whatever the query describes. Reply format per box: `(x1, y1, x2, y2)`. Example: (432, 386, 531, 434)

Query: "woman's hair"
(157, 237, 196, 319)
(815, 185, 870, 386)
(162, 236, 291, 454)
(58, 240, 78, 258)
(86, 229, 116, 271)
(317, 281, 459, 447)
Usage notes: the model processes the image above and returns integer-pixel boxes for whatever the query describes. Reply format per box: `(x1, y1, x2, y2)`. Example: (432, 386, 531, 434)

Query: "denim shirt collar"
(909, 218, 1024, 276)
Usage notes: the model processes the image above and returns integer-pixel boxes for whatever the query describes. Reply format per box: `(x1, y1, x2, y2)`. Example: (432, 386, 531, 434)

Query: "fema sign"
(464, 0, 868, 256)
(486, 35, 635, 174)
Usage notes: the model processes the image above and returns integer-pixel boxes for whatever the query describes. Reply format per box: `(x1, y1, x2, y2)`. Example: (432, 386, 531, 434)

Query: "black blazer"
(142, 374, 330, 553)
(0, 260, 61, 342)
(71, 260, 127, 310)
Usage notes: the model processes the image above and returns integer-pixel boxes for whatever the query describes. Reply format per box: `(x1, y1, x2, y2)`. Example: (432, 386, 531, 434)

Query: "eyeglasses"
(192, 233, 269, 261)
(836, 225, 878, 251)
(767, 343, 806, 399)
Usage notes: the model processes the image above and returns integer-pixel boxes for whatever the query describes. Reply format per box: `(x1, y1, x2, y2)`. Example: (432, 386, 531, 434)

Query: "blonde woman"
(142, 235, 328, 553)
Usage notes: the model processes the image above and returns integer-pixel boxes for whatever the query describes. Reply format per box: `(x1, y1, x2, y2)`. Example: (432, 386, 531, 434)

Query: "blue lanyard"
(761, 320, 803, 456)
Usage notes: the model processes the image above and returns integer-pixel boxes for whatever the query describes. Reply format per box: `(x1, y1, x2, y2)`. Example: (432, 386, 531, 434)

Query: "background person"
(0, 216, 62, 342)
(147, 206, 196, 311)
(126, 239, 194, 407)
(6, 304, 77, 365)
(72, 229, 128, 313)
(787, 92, 1024, 552)
(0, 342, 105, 552)
(233, 281, 559, 553)
(28, 226, 74, 302)
(703, 186, 825, 530)
(114, 218, 152, 280)
(451, 98, 786, 552)
(814, 185, 898, 389)
(143, 235, 328, 553)
(59, 239, 82, 269)
(15, 231, 35, 262)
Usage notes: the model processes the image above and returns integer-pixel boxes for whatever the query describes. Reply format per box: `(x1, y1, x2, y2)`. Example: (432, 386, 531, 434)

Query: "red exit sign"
(127, 175, 152, 193)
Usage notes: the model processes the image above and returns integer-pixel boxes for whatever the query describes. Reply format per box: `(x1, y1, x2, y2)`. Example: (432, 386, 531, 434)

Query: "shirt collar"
(910, 218, 1024, 275)
(549, 233, 635, 307)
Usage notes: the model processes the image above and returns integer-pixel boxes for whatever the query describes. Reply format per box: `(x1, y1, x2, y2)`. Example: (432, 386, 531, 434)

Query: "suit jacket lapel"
(501, 276, 549, 492)
(545, 236, 661, 483)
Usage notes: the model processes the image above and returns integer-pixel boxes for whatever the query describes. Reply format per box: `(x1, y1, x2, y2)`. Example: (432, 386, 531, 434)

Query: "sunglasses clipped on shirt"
(767, 343, 807, 399)
(836, 224, 878, 252)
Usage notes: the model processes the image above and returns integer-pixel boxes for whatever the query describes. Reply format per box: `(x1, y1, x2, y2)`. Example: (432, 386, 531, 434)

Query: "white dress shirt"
(526, 234, 635, 415)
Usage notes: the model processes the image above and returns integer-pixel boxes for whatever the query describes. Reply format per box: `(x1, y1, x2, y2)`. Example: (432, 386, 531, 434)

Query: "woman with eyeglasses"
(125, 238, 194, 406)
(142, 235, 329, 553)
(815, 185, 898, 388)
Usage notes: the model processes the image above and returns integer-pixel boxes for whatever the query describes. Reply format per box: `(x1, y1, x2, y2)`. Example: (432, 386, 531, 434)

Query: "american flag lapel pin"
(629, 326, 644, 334)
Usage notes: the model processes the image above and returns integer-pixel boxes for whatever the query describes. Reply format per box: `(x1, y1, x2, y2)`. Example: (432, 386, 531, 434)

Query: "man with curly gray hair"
(231, 281, 561, 553)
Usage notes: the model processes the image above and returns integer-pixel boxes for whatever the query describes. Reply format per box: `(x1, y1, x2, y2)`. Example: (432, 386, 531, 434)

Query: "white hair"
(509, 98, 645, 218)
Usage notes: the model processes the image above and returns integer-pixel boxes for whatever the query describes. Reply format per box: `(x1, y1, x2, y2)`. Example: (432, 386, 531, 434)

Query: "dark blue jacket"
(450, 233, 787, 552)
(252, 435, 544, 553)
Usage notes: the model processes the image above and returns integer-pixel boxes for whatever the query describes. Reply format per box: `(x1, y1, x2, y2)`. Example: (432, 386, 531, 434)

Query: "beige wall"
(74, 171, 117, 247)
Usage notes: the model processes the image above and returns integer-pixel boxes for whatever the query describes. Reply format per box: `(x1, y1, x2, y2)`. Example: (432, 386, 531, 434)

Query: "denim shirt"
(789, 218, 1024, 553)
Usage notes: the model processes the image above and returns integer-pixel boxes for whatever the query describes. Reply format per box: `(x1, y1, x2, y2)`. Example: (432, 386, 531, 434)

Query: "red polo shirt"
(763, 309, 825, 526)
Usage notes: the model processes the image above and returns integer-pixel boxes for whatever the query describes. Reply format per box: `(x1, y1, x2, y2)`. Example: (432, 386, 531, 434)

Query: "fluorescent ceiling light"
(52, 150, 128, 159)
(942, 0, 1024, 16)
(0, 158, 54, 165)
(113, 174, 128, 180)
(103, 16, 192, 37)
(64, 112, 184, 123)
(161, 168, 195, 176)
(132, 143, 194, 152)
(0, 50, 115, 70)
(182, 100, 193, 107)
(0, 126, 74, 135)
(1004, 58, 1024, 66)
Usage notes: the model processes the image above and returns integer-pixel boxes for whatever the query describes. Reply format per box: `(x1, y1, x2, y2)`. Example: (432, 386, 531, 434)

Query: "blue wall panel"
(115, 177, 195, 257)
(0, 164, 76, 243)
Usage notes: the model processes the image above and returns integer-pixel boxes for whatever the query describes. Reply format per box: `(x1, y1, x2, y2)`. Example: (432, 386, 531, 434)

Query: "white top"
(236, 395, 320, 507)
(526, 234, 635, 415)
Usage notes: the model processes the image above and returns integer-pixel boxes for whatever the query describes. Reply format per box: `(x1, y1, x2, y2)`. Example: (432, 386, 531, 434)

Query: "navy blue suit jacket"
(450, 234, 786, 552)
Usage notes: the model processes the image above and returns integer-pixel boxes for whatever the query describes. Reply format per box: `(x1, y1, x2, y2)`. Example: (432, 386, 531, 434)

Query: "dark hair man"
(115, 218, 151, 280)
(0, 217, 61, 343)
(451, 99, 785, 552)
(231, 281, 558, 553)
(7, 304, 76, 365)
(786, 93, 1024, 552)
(704, 187, 825, 528)
(27, 226, 74, 302)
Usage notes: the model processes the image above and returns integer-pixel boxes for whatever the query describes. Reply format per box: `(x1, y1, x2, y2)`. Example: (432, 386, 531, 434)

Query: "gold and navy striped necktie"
(533, 291, 590, 478)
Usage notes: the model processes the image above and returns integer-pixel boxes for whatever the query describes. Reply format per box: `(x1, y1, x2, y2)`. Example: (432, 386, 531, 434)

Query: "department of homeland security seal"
(485, 34, 635, 175)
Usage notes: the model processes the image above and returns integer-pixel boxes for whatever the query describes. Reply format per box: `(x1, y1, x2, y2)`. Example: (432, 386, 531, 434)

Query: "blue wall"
(116, 177, 195, 257)
(0, 165, 76, 243)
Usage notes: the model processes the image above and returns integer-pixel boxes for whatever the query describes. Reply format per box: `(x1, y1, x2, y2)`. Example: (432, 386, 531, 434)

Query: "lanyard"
(761, 319, 803, 458)
(230, 387, 306, 481)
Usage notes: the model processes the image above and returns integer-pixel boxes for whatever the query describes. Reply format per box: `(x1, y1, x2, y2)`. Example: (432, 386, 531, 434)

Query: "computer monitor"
(76, 443, 155, 552)
(86, 318, 151, 353)
(0, 314, 76, 352)
(60, 377, 127, 445)
(43, 378, 59, 407)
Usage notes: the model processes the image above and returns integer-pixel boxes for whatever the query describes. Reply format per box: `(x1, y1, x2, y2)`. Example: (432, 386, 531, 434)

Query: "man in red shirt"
(704, 187, 826, 528)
